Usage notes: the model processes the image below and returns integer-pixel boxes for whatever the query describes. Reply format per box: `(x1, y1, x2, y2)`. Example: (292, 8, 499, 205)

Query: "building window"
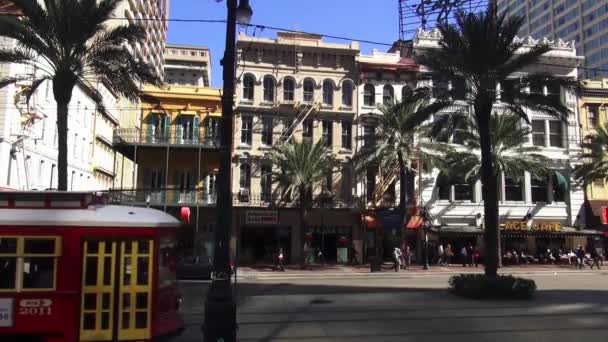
(549, 121, 563, 147)
(261, 117, 273, 146)
(341, 121, 352, 149)
(588, 105, 599, 128)
(302, 119, 313, 143)
(433, 78, 449, 98)
(341, 165, 352, 201)
(363, 84, 375, 106)
(531, 177, 549, 203)
(366, 169, 376, 202)
(401, 85, 413, 100)
(239, 163, 251, 190)
(260, 164, 272, 202)
(531, 120, 546, 147)
(505, 176, 523, 202)
(454, 183, 473, 201)
(342, 81, 353, 106)
(363, 125, 374, 147)
(383, 85, 394, 104)
(303, 79, 314, 103)
(452, 120, 467, 145)
(243, 75, 254, 101)
(283, 78, 295, 102)
(241, 116, 252, 145)
(0, 236, 61, 291)
(263, 76, 275, 103)
(322, 120, 332, 147)
(322, 80, 334, 105)
(322, 170, 332, 192)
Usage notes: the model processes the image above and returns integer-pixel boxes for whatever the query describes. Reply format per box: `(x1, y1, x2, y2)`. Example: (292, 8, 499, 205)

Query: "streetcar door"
(79, 240, 154, 341)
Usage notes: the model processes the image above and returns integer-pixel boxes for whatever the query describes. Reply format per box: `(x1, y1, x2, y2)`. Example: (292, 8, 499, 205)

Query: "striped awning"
(406, 215, 423, 229)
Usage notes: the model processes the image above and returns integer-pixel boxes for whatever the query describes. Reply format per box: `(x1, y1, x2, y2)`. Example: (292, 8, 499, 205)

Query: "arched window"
(383, 85, 394, 104)
(243, 75, 254, 101)
(363, 84, 375, 106)
(322, 80, 334, 105)
(263, 76, 275, 102)
(342, 81, 353, 107)
(283, 78, 295, 102)
(239, 163, 251, 190)
(303, 79, 314, 103)
(401, 85, 412, 100)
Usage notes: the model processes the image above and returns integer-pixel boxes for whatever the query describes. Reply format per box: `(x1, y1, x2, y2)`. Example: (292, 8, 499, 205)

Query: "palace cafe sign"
(502, 221, 562, 232)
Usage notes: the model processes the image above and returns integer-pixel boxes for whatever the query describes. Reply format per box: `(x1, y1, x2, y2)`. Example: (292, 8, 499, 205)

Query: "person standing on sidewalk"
(276, 247, 285, 272)
(466, 244, 474, 267)
(444, 244, 453, 266)
(461, 245, 468, 267)
(576, 245, 586, 269)
(437, 243, 444, 265)
(590, 247, 601, 270)
(393, 247, 402, 272)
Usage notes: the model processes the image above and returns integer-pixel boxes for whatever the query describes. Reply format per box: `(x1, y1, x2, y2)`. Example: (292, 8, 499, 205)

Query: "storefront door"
(80, 240, 153, 341)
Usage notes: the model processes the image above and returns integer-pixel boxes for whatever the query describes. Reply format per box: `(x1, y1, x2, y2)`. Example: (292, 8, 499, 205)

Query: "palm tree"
(573, 124, 608, 185)
(0, 0, 161, 190)
(445, 113, 550, 183)
(354, 91, 452, 230)
(418, 7, 579, 276)
(270, 139, 338, 265)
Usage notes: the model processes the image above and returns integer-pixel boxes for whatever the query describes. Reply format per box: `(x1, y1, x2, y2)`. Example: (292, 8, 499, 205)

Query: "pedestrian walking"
(590, 247, 601, 270)
(393, 247, 402, 272)
(403, 246, 412, 269)
(576, 245, 586, 269)
(275, 247, 285, 271)
(444, 244, 453, 266)
(466, 244, 474, 267)
(437, 243, 444, 265)
(461, 245, 468, 267)
(349, 243, 358, 265)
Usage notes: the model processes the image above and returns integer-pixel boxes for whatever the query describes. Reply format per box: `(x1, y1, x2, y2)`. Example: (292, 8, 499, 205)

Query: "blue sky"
(167, 0, 400, 87)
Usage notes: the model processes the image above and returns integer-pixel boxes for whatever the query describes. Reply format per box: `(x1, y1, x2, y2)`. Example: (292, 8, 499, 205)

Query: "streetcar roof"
(0, 205, 181, 227)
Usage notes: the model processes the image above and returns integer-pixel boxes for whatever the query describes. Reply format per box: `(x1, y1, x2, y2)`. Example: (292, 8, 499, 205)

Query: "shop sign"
(246, 210, 278, 225)
(503, 221, 561, 232)
(0, 298, 13, 327)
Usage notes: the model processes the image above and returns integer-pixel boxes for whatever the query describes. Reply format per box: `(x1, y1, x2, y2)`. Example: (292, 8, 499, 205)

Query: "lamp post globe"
(236, 0, 253, 25)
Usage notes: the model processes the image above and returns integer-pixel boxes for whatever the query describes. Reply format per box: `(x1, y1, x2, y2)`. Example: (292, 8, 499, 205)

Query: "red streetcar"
(0, 192, 184, 341)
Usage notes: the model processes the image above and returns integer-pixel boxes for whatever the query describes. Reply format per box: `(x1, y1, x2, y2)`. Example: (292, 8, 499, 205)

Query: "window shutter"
(146, 115, 155, 143)
(164, 115, 171, 141)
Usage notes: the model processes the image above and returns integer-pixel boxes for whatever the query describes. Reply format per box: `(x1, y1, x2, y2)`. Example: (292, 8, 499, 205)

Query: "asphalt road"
(175, 272, 608, 341)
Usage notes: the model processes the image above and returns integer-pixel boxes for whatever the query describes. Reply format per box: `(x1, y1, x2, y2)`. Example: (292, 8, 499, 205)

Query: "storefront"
(305, 225, 352, 263)
(362, 210, 419, 260)
(239, 210, 292, 264)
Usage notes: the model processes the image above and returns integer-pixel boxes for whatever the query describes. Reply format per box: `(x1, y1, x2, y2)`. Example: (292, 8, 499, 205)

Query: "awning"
(362, 213, 382, 229)
(406, 215, 423, 229)
(553, 171, 569, 192)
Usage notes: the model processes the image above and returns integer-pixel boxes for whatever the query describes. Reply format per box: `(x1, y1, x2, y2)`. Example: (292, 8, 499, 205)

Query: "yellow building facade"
(578, 79, 608, 227)
(113, 85, 222, 254)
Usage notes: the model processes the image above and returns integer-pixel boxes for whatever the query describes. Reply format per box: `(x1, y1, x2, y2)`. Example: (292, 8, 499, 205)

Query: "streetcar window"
(0, 236, 60, 291)
(0, 257, 16, 289)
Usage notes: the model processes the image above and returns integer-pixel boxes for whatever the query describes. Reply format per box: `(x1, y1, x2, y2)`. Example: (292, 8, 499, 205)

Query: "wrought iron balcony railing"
(108, 188, 217, 207)
(113, 127, 220, 148)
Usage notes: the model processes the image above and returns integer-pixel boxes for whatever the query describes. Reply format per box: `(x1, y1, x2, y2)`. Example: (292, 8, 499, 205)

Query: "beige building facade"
(164, 44, 212, 87)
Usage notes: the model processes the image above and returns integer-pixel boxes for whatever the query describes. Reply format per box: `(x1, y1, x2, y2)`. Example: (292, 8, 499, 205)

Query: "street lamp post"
(202, 1, 252, 341)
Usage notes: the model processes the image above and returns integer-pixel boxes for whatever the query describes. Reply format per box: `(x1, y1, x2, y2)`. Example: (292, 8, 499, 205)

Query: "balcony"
(108, 188, 216, 207)
(233, 192, 365, 209)
(113, 127, 220, 149)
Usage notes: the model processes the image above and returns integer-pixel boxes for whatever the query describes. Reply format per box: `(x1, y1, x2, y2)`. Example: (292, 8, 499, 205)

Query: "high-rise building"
(164, 44, 212, 87)
(497, 0, 608, 79)
(114, 0, 170, 78)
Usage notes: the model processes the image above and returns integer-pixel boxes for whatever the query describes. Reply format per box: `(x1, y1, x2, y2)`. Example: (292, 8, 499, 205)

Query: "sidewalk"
(235, 262, 608, 279)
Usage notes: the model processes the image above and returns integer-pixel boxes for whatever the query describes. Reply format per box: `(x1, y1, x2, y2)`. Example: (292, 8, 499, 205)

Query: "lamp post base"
(202, 280, 237, 342)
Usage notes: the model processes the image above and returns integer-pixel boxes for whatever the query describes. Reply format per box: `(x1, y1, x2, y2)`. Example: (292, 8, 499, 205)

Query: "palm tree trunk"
(56, 100, 69, 190)
(299, 186, 308, 267)
(476, 104, 500, 277)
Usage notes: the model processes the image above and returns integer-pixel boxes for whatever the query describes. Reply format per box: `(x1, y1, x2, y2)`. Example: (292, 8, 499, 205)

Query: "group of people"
(392, 245, 413, 271)
(436, 243, 479, 267)
(502, 245, 604, 269)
